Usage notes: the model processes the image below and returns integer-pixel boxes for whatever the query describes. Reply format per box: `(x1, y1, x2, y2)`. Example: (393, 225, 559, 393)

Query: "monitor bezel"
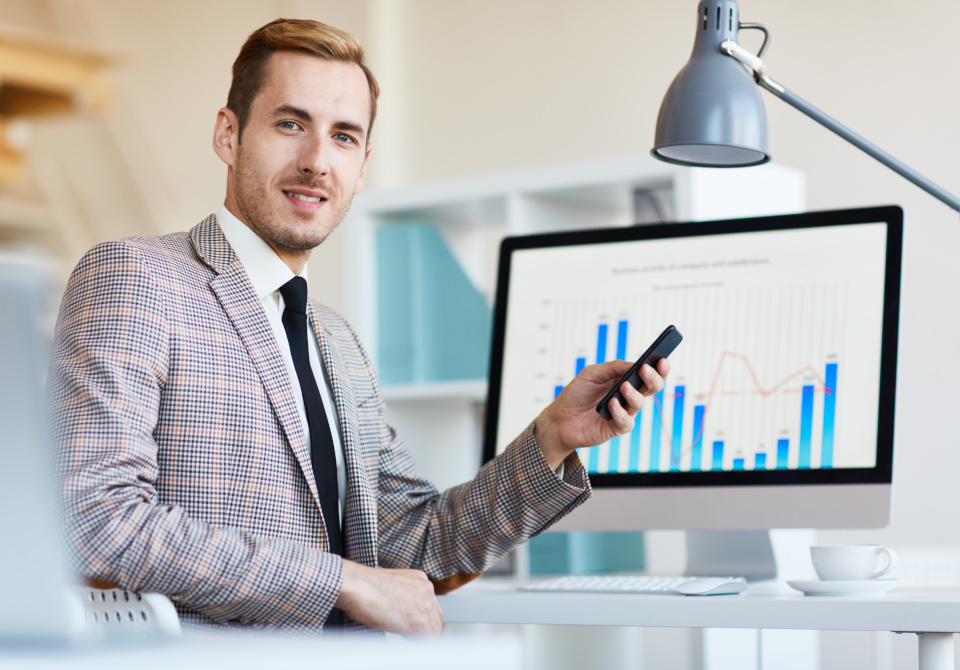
(482, 205, 903, 489)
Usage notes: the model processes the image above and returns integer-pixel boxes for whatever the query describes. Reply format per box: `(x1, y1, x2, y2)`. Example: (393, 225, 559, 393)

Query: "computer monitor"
(483, 206, 902, 579)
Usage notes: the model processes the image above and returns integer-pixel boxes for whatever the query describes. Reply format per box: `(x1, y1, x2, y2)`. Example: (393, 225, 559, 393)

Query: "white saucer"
(786, 579, 898, 596)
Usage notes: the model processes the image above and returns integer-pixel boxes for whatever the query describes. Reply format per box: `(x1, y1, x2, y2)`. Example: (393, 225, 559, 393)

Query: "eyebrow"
(271, 104, 312, 123)
(332, 121, 367, 142)
(271, 104, 367, 141)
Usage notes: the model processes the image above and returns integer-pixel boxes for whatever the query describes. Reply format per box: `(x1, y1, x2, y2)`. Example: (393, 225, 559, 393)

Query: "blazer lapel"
(309, 305, 379, 568)
(190, 216, 323, 512)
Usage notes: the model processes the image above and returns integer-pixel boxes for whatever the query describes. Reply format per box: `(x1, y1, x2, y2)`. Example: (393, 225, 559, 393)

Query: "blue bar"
(628, 412, 641, 472)
(669, 386, 686, 472)
(777, 439, 789, 469)
(596, 324, 608, 364)
(690, 405, 705, 471)
(822, 363, 837, 468)
(554, 384, 563, 398)
(712, 441, 724, 470)
(575, 357, 586, 375)
(588, 444, 600, 473)
(616, 320, 628, 360)
(608, 437, 620, 474)
(733, 458, 745, 471)
(755, 453, 767, 470)
(649, 390, 664, 472)
(799, 385, 814, 468)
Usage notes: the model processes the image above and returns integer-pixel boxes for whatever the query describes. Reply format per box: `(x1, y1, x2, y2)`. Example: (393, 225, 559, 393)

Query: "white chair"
(69, 587, 181, 635)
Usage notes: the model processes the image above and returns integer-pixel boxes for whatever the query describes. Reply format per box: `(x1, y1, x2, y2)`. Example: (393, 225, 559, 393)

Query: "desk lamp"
(651, 0, 960, 212)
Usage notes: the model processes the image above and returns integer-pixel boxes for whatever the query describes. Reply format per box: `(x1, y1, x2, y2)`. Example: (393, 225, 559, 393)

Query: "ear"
(353, 142, 373, 196)
(212, 107, 240, 167)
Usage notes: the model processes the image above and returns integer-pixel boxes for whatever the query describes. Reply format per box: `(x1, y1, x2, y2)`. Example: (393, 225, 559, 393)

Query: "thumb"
(582, 359, 633, 384)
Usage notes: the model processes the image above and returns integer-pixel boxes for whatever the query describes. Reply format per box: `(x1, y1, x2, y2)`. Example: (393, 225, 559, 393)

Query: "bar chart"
(547, 283, 857, 473)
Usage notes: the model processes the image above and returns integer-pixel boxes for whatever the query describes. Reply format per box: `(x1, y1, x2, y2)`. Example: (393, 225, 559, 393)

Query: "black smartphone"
(595, 325, 683, 420)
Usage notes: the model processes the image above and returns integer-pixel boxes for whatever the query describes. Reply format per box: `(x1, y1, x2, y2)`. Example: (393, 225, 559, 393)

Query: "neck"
(223, 199, 310, 275)
(273, 248, 309, 276)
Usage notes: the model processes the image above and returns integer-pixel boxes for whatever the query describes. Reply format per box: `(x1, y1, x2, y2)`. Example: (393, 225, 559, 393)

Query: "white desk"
(0, 632, 522, 670)
(439, 579, 960, 670)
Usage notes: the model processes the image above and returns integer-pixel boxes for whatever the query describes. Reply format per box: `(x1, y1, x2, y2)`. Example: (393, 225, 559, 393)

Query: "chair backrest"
(71, 587, 181, 636)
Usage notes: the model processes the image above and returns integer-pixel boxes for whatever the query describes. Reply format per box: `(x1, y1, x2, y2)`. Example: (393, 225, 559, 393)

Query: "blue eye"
(334, 133, 355, 144)
(279, 121, 301, 131)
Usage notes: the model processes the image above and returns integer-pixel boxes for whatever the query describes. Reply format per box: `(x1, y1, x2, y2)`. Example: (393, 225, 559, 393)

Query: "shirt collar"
(216, 205, 308, 299)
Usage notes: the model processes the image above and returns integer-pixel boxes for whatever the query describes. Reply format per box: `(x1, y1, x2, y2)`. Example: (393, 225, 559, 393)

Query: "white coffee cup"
(810, 545, 897, 581)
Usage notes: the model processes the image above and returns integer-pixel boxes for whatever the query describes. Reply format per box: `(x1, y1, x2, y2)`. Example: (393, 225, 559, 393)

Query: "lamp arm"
(721, 39, 960, 213)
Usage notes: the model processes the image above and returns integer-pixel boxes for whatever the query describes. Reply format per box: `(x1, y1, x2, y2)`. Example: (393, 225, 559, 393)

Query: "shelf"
(381, 379, 488, 402)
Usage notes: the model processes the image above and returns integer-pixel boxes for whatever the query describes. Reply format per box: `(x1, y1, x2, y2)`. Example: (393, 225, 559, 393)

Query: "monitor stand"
(684, 530, 777, 582)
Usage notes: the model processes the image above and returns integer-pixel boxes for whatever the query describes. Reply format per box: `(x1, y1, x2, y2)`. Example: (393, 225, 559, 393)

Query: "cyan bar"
(822, 362, 838, 468)
(575, 357, 586, 375)
(554, 384, 563, 398)
(733, 458, 745, 471)
(690, 404, 705, 471)
(777, 438, 789, 469)
(616, 320, 628, 360)
(670, 386, 686, 472)
(596, 324, 608, 364)
(799, 385, 814, 469)
(712, 440, 724, 470)
(755, 453, 767, 470)
(649, 390, 664, 472)
(628, 412, 642, 472)
(588, 443, 601, 473)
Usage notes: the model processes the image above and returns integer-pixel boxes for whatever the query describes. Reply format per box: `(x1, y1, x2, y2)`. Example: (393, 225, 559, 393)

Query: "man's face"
(219, 51, 372, 263)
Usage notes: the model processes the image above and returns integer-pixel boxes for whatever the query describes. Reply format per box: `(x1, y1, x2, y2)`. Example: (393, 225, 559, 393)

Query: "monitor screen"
(483, 206, 901, 527)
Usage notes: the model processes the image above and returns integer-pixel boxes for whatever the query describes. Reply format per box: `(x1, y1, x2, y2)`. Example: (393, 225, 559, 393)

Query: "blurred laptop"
(0, 257, 85, 641)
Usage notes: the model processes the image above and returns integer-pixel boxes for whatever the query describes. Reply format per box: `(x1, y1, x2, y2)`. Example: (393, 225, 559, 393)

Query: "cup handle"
(871, 546, 898, 580)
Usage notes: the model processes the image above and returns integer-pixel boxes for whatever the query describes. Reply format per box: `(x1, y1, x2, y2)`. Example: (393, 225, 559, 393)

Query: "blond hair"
(227, 18, 380, 140)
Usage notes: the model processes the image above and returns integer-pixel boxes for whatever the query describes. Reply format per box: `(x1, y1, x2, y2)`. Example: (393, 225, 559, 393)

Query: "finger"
(658, 357, 671, 378)
(619, 379, 645, 415)
(638, 363, 665, 396)
(607, 393, 635, 433)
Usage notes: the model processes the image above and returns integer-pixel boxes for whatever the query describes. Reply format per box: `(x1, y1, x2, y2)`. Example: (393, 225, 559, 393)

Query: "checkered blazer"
(51, 215, 591, 631)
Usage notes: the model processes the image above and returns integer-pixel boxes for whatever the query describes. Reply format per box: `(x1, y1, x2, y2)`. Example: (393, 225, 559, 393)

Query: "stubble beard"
(233, 146, 354, 253)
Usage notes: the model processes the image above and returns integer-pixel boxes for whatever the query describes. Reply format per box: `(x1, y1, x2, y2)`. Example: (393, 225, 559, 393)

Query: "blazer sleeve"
(377, 421, 591, 589)
(370, 375, 592, 587)
(51, 241, 342, 629)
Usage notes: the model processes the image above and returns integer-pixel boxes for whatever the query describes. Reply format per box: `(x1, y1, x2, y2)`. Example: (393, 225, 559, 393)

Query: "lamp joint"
(720, 39, 784, 95)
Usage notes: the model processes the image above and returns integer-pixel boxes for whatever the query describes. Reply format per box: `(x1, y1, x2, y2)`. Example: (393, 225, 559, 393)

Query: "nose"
(297, 133, 329, 177)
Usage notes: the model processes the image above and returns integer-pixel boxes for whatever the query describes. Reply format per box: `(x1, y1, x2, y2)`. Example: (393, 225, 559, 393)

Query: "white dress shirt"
(216, 206, 346, 523)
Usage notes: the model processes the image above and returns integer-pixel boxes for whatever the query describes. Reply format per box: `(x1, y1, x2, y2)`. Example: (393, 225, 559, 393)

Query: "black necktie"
(279, 277, 345, 627)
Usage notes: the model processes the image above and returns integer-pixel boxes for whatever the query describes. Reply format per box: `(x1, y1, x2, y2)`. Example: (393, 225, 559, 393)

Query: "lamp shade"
(652, 0, 770, 167)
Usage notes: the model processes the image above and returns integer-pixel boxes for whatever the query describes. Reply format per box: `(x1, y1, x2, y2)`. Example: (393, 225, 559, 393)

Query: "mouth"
(283, 188, 328, 211)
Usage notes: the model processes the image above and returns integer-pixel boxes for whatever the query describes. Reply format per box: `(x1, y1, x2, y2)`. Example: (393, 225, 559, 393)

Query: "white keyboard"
(520, 575, 747, 596)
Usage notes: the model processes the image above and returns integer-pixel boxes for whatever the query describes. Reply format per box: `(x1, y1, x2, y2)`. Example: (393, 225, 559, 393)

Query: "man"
(51, 19, 667, 635)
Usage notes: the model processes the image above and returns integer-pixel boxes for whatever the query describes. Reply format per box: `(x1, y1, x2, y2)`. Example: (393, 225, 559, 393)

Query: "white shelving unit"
(341, 155, 805, 491)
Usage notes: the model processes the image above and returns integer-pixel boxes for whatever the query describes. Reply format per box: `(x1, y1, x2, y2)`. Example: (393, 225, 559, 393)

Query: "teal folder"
(376, 224, 491, 386)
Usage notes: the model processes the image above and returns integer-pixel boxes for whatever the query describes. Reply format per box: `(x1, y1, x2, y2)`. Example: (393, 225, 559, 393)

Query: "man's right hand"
(334, 559, 443, 635)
